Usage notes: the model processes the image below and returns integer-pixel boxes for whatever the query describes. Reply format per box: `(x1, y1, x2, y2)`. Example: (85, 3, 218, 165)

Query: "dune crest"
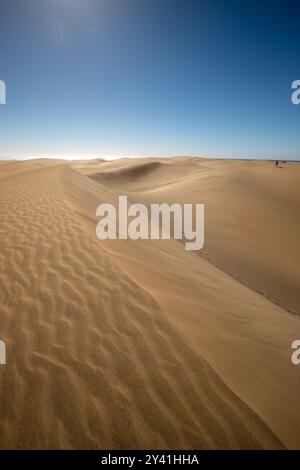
(0, 158, 299, 449)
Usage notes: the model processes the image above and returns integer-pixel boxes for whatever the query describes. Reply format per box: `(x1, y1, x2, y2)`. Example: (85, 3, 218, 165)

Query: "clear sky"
(0, 0, 299, 160)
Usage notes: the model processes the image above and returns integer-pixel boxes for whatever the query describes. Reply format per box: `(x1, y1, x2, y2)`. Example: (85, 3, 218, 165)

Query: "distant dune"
(0, 157, 299, 449)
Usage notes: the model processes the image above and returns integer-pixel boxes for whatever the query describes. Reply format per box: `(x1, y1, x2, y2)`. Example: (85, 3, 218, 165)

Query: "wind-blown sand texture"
(0, 157, 299, 449)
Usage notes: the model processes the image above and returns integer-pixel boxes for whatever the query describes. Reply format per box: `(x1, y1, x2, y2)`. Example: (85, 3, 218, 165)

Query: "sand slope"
(84, 157, 300, 315)
(0, 157, 299, 449)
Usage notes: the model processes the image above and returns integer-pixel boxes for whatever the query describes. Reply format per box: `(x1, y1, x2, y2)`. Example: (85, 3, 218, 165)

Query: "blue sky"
(0, 0, 299, 159)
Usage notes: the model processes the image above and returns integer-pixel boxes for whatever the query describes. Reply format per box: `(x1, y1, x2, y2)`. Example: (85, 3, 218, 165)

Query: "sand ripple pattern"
(0, 164, 283, 449)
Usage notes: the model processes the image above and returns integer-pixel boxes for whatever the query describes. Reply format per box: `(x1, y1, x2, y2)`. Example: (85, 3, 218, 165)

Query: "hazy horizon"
(1, 154, 300, 162)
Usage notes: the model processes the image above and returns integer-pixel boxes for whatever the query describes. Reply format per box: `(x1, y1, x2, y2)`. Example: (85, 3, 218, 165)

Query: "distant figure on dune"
(274, 160, 279, 168)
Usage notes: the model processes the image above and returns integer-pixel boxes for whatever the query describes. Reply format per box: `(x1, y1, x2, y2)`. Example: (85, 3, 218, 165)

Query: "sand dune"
(86, 157, 300, 314)
(0, 157, 299, 449)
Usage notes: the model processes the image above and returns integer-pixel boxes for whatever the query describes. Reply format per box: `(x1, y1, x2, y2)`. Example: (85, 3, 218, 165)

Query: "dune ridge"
(0, 158, 299, 449)
(83, 157, 300, 315)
